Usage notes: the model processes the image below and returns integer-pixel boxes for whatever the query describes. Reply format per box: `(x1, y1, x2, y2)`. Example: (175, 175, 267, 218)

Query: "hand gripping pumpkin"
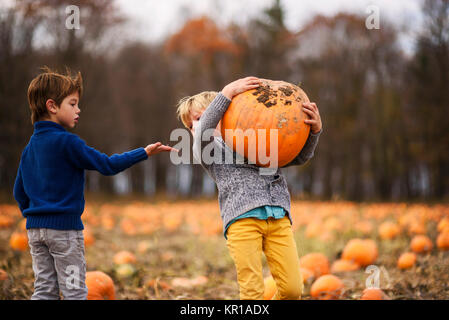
(220, 79, 311, 167)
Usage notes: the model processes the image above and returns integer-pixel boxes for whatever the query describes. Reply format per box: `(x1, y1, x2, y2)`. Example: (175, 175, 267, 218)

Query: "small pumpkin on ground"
(113, 250, 136, 265)
(437, 232, 449, 251)
(397, 252, 417, 269)
(300, 267, 314, 283)
(360, 288, 385, 300)
(86, 271, 115, 300)
(341, 239, 378, 266)
(378, 221, 400, 240)
(410, 235, 433, 253)
(0, 269, 8, 281)
(9, 231, 28, 251)
(310, 275, 344, 300)
(299, 253, 330, 277)
(437, 217, 449, 233)
(330, 259, 360, 273)
(83, 227, 95, 247)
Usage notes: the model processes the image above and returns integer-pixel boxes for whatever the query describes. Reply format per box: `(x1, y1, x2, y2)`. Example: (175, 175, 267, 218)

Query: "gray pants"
(27, 228, 88, 300)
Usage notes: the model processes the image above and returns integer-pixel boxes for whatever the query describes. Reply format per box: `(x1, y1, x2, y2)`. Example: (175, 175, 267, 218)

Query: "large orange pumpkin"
(86, 271, 116, 300)
(221, 80, 311, 167)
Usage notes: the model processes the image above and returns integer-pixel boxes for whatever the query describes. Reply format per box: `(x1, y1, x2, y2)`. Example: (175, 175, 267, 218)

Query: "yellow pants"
(226, 216, 303, 300)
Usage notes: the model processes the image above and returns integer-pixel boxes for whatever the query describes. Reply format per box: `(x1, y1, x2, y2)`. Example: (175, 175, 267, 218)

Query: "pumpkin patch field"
(0, 200, 448, 300)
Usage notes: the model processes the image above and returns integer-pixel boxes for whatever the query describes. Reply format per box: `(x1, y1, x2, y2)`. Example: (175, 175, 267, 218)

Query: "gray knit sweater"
(193, 93, 321, 234)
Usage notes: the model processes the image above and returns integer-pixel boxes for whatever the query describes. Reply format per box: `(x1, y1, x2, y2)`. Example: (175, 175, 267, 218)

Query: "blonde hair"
(176, 91, 218, 128)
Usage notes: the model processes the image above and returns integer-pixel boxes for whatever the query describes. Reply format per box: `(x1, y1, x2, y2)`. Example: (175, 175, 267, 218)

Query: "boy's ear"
(45, 99, 58, 114)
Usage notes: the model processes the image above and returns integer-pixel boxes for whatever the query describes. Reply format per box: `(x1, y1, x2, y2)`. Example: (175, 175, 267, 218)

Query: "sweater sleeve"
(193, 93, 231, 166)
(13, 163, 29, 216)
(282, 129, 322, 167)
(65, 134, 148, 175)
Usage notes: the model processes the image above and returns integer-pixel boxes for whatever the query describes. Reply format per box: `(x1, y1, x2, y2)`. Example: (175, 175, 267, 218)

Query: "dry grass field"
(1, 200, 448, 300)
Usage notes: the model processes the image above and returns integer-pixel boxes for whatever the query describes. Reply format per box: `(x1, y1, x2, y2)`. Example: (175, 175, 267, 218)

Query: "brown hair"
(176, 91, 218, 128)
(27, 66, 83, 124)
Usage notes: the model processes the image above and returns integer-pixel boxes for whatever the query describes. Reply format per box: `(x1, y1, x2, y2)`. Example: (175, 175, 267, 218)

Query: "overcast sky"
(0, 0, 425, 52)
(115, 0, 424, 45)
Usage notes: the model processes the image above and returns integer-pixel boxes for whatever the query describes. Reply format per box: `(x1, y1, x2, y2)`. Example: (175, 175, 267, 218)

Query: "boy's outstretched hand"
(222, 76, 261, 100)
(303, 102, 322, 134)
(145, 142, 179, 157)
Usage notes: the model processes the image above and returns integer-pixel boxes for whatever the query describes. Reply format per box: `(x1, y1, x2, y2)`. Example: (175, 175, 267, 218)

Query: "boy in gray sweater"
(176, 77, 322, 299)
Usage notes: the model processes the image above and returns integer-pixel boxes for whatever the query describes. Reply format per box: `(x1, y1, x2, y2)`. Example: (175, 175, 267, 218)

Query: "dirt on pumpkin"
(252, 83, 300, 108)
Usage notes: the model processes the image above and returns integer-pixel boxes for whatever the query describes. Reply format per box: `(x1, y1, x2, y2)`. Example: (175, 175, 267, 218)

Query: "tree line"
(0, 0, 448, 201)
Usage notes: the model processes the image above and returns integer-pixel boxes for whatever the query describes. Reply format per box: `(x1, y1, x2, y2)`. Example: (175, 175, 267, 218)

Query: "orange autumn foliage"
(165, 16, 239, 62)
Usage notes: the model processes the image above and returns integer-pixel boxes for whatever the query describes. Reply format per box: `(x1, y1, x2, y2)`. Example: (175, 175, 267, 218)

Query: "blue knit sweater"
(13, 121, 148, 230)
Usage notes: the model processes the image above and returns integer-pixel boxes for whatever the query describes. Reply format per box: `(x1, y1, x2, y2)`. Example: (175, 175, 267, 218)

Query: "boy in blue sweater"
(13, 68, 177, 300)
